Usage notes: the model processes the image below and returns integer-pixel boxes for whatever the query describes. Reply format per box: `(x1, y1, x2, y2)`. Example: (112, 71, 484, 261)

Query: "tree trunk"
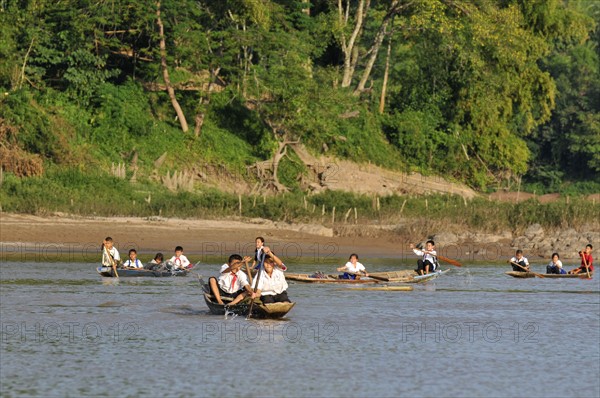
(379, 27, 393, 114)
(340, 0, 371, 88)
(354, 1, 402, 95)
(156, 1, 188, 132)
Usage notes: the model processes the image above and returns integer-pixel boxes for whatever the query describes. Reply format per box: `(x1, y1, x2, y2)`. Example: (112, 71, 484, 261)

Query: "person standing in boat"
(337, 253, 369, 279)
(101, 237, 121, 267)
(168, 246, 191, 270)
(122, 248, 143, 268)
(508, 249, 529, 272)
(252, 236, 266, 270)
(410, 240, 439, 275)
(568, 244, 594, 274)
(251, 247, 291, 304)
(209, 254, 253, 305)
(546, 253, 566, 274)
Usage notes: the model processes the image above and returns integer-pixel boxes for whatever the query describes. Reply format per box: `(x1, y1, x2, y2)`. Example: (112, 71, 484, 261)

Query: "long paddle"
(509, 261, 544, 278)
(247, 257, 265, 320)
(580, 251, 592, 279)
(103, 244, 119, 278)
(436, 254, 462, 267)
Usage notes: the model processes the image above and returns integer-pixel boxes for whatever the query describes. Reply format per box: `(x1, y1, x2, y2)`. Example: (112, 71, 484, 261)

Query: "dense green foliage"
(0, 0, 598, 197)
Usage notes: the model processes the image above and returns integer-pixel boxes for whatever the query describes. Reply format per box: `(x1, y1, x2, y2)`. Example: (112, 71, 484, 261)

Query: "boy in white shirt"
(101, 237, 120, 267)
(410, 240, 439, 275)
(122, 248, 144, 268)
(168, 246, 191, 269)
(508, 249, 529, 272)
(209, 254, 253, 305)
(251, 247, 290, 304)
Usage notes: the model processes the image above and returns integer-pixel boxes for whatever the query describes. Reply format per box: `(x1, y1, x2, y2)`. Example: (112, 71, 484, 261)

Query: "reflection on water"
(1, 262, 599, 397)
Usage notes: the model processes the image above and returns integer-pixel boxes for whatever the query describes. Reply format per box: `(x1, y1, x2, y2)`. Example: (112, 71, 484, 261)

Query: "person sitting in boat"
(144, 252, 164, 270)
(410, 240, 439, 275)
(337, 253, 368, 279)
(508, 249, 529, 272)
(101, 237, 121, 267)
(252, 236, 266, 270)
(568, 244, 594, 274)
(122, 248, 143, 268)
(209, 254, 253, 305)
(546, 252, 566, 274)
(250, 247, 291, 304)
(168, 246, 191, 270)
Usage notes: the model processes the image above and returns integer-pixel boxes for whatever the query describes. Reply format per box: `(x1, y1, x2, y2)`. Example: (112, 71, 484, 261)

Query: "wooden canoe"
(202, 293, 295, 319)
(96, 266, 188, 277)
(285, 273, 380, 284)
(367, 269, 449, 283)
(368, 270, 417, 280)
(505, 271, 593, 279)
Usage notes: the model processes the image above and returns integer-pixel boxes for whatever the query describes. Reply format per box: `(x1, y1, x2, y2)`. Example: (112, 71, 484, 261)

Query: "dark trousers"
(512, 260, 528, 272)
(261, 291, 290, 304)
(417, 259, 435, 273)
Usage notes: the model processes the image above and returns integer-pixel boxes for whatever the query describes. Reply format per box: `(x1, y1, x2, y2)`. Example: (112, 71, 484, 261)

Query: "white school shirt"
(252, 267, 288, 295)
(169, 254, 190, 269)
(342, 261, 366, 273)
(102, 247, 120, 266)
(510, 256, 529, 266)
(413, 248, 437, 264)
(548, 259, 563, 269)
(218, 270, 249, 294)
(123, 258, 143, 268)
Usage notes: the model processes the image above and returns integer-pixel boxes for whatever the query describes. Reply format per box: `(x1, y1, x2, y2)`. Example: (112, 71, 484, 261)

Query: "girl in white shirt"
(546, 252, 565, 274)
(337, 253, 368, 279)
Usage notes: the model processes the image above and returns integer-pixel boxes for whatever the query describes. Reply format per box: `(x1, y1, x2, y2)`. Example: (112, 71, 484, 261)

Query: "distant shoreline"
(1, 212, 596, 265)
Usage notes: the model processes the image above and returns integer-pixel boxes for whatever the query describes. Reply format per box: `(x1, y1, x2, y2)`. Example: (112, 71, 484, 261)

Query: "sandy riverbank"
(1, 212, 594, 264)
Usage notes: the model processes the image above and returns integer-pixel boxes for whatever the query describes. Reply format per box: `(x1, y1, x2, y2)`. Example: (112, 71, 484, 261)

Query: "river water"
(0, 261, 598, 398)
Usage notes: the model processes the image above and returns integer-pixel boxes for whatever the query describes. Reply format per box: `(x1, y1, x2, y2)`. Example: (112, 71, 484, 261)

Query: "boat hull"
(286, 273, 380, 283)
(203, 293, 295, 319)
(505, 271, 593, 279)
(96, 266, 188, 277)
(368, 269, 449, 283)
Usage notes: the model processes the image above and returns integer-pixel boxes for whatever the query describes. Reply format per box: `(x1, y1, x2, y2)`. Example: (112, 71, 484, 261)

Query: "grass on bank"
(1, 168, 598, 235)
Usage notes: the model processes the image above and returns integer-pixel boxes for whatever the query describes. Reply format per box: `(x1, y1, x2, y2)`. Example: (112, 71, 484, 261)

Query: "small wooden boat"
(505, 271, 593, 279)
(201, 286, 295, 319)
(368, 270, 416, 280)
(285, 273, 380, 284)
(368, 269, 449, 283)
(96, 266, 188, 277)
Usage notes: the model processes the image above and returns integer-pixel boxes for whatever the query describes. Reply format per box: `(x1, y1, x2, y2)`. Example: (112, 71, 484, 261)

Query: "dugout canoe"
(285, 273, 380, 284)
(96, 266, 189, 277)
(201, 286, 295, 319)
(505, 271, 594, 279)
(367, 269, 449, 283)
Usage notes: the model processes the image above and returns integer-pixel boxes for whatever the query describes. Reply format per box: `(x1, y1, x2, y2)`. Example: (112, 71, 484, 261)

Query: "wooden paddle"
(247, 258, 264, 320)
(243, 258, 253, 285)
(509, 261, 544, 278)
(103, 244, 119, 278)
(436, 254, 462, 267)
(580, 251, 592, 279)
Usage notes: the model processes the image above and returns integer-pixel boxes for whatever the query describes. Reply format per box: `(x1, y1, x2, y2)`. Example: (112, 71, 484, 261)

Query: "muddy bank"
(0, 213, 597, 263)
